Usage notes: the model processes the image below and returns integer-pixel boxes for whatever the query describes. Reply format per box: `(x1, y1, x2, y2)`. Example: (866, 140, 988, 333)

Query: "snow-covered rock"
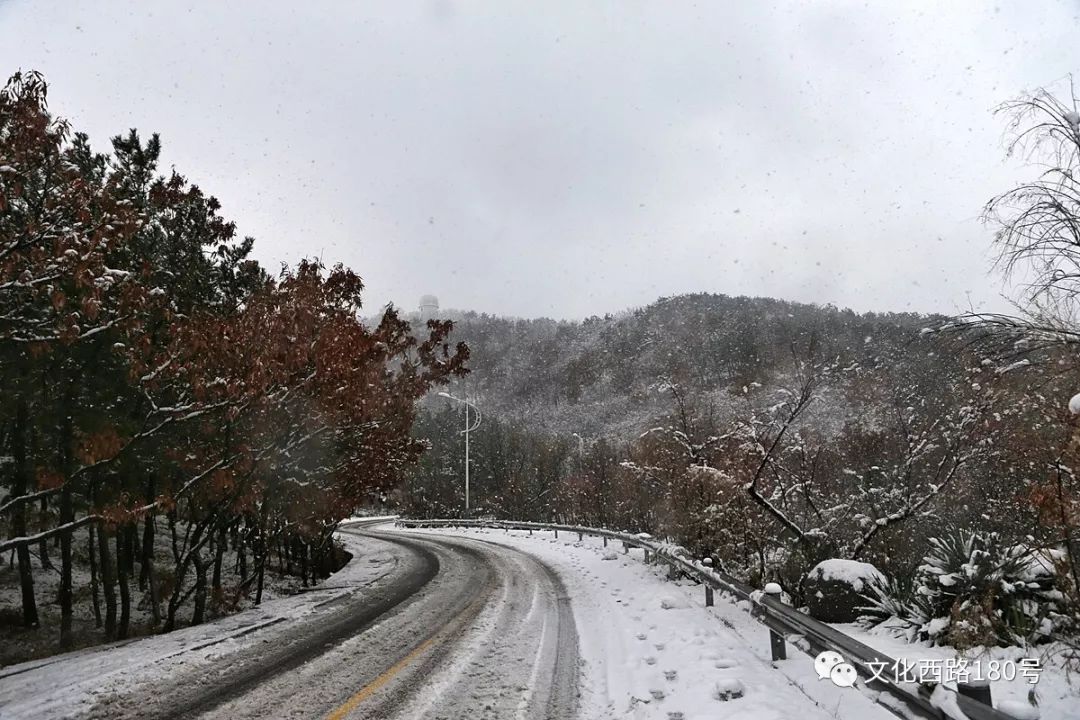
(1068, 392, 1080, 415)
(804, 559, 884, 623)
(808, 559, 883, 591)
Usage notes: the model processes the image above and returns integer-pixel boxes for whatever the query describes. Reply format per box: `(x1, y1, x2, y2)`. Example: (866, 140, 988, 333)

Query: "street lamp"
(437, 391, 481, 513)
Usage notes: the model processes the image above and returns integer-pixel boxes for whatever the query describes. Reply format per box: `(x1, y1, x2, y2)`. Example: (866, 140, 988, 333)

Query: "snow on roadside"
(832, 620, 1075, 720)
(412, 527, 898, 720)
(0, 531, 400, 720)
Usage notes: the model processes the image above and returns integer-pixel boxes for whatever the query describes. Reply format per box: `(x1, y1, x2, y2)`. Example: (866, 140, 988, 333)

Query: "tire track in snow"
(336, 532, 580, 720)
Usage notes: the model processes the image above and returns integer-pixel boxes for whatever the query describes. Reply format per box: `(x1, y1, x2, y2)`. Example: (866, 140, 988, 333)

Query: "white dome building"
(419, 294, 440, 319)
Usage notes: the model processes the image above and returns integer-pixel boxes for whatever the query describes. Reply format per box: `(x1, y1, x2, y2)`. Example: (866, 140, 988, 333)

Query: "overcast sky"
(1, 2, 1077, 319)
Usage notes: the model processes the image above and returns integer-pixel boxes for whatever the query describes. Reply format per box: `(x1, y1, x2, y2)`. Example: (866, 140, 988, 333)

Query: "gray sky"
(2, 1, 1077, 319)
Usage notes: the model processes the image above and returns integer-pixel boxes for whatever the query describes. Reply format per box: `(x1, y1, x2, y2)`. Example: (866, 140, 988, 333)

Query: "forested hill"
(401, 290, 1063, 586)
(419, 293, 947, 438)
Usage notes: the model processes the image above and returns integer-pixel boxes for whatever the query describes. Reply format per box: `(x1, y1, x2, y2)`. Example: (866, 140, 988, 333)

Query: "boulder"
(804, 559, 884, 623)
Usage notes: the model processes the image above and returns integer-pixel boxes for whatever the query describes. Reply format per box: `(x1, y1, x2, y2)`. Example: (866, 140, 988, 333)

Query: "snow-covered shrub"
(858, 572, 918, 627)
(861, 530, 1071, 648)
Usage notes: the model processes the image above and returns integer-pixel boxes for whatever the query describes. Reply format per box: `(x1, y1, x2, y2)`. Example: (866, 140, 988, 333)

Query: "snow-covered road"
(0, 526, 580, 720)
(1, 524, 904, 720)
(0, 528, 415, 718)
(195, 530, 580, 720)
(412, 527, 899, 720)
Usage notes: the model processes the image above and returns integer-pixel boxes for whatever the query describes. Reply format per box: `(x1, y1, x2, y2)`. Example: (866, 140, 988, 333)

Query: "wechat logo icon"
(815, 650, 858, 688)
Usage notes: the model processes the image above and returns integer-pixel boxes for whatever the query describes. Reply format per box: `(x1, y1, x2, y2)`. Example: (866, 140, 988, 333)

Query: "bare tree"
(959, 78, 1080, 344)
(944, 80, 1080, 638)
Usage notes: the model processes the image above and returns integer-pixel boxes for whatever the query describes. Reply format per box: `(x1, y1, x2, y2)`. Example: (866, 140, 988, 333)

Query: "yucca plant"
(862, 530, 1066, 648)
(858, 571, 931, 642)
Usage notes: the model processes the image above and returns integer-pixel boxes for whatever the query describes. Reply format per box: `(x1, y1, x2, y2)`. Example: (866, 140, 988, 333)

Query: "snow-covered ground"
(0, 518, 396, 667)
(5, 521, 1074, 719)
(416, 526, 1080, 720)
(834, 620, 1075, 720)
(0, 530, 402, 719)
(408, 526, 899, 720)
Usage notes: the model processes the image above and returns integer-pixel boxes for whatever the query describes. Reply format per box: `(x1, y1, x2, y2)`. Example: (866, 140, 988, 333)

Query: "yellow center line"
(325, 634, 441, 720)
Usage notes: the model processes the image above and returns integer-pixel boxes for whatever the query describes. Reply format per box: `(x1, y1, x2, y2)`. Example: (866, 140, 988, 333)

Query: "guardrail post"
(578, 532, 583, 541)
(957, 680, 992, 707)
(769, 627, 786, 662)
(529, 528, 532, 535)
(643, 548, 650, 563)
(764, 583, 786, 661)
(603, 537, 608, 547)
(554, 529, 558, 538)
(705, 585, 714, 607)
(623, 541, 628, 554)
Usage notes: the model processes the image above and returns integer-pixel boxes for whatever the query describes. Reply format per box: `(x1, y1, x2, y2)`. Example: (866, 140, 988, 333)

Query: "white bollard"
(763, 583, 786, 661)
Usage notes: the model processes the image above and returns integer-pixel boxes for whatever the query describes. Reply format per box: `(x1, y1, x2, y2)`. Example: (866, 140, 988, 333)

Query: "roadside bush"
(861, 530, 1071, 648)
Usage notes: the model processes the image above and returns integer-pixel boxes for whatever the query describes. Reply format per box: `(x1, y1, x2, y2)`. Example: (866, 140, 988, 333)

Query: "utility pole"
(438, 392, 481, 514)
(464, 399, 470, 511)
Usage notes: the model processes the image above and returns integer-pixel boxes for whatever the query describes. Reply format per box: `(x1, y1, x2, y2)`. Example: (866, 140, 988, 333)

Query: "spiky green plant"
(861, 530, 1068, 648)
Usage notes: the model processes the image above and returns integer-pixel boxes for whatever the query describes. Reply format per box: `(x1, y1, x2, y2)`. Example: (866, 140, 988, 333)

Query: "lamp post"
(437, 391, 481, 513)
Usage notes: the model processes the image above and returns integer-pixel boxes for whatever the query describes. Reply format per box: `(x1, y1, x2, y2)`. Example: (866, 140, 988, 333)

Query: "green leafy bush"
(860, 530, 1072, 648)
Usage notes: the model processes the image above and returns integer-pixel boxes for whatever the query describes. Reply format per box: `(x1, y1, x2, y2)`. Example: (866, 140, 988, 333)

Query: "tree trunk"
(37, 497, 53, 570)
(165, 519, 207, 632)
(143, 540, 161, 627)
(97, 519, 117, 640)
(88, 523, 102, 628)
(312, 537, 324, 580)
(165, 516, 184, 632)
(139, 475, 155, 591)
(14, 539, 38, 628)
(117, 529, 131, 639)
(10, 400, 39, 627)
(29, 419, 52, 573)
(58, 485, 74, 648)
(139, 514, 153, 591)
(299, 538, 309, 588)
(192, 547, 207, 626)
(137, 478, 160, 626)
(237, 535, 247, 584)
(254, 503, 269, 605)
(58, 382, 75, 649)
(212, 525, 226, 595)
(125, 523, 139, 575)
(255, 553, 266, 605)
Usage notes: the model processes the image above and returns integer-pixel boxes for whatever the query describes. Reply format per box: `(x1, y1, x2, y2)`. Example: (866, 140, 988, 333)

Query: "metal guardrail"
(396, 518, 1020, 720)
(339, 515, 399, 528)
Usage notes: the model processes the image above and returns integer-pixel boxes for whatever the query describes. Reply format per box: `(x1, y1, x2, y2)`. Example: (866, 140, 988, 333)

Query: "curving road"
(92, 528, 580, 720)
